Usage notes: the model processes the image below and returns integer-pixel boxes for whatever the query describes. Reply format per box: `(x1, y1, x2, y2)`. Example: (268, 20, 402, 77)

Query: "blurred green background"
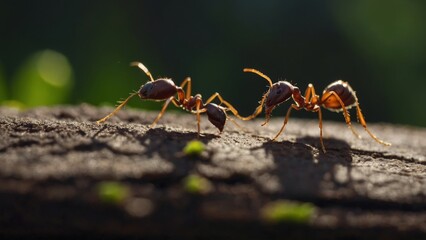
(1, 1, 425, 127)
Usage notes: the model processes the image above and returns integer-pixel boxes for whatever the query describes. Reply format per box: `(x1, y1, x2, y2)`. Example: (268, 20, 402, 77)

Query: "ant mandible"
(242, 68, 391, 153)
(96, 62, 242, 134)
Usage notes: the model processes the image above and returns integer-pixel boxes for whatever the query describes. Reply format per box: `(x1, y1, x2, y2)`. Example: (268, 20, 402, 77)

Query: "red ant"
(96, 62, 242, 134)
(242, 68, 391, 152)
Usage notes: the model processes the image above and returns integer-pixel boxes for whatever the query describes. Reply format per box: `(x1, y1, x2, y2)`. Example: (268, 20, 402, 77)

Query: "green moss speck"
(183, 140, 205, 156)
(261, 200, 316, 224)
(97, 181, 130, 204)
(183, 174, 212, 194)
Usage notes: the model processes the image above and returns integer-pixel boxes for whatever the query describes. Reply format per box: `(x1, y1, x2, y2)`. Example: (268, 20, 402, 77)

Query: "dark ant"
(96, 62, 242, 134)
(242, 68, 391, 152)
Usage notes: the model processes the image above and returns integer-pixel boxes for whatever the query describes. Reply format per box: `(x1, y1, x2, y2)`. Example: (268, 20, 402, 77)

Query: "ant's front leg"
(150, 97, 175, 128)
(304, 84, 316, 104)
(96, 92, 139, 124)
(272, 104, 301, 141)
(304, 84, 326, 152)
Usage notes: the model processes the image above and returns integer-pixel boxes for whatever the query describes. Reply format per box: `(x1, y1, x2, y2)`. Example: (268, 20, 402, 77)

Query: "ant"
(241, 68, 391, 152)
(96, 62, 242, 134)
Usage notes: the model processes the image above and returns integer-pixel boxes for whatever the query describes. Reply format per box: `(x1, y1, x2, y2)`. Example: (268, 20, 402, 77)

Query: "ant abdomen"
(205, 103, 226, 132)
(321, 80, 357, 111)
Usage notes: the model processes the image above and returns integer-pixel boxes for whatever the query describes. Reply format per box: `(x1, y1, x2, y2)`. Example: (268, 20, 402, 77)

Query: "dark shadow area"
(131, 127, 218, 157)
(91, 125, 218, 182)
(253, 136, 353, 204)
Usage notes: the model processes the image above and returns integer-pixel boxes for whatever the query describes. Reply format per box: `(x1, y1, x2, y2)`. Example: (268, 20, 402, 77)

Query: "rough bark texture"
(0, 104, 425, 239)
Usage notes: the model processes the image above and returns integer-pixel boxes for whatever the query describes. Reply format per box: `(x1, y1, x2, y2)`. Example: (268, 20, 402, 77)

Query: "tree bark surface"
(0, 104, 425, 239)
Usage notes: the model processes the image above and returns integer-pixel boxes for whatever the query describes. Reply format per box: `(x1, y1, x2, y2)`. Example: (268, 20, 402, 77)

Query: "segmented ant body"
(242, 68, 391, 152)
(96, 62, 241, 134)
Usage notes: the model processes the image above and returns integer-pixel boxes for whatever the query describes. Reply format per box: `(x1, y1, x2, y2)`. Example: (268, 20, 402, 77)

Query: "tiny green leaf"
(97, 181, 130, 204)
(183, 174, 212, 194)
(183, 140, 205, 156)
(261, 200, 316, 224)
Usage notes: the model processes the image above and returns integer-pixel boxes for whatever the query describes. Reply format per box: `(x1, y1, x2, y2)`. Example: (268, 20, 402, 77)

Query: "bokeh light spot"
(36, 50, 72, 88)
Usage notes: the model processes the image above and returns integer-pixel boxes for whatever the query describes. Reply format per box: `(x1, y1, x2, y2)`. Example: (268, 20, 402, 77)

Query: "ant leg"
(304, 84, 326, 152)
(304, 83, 323, 106)
(195, 98, 203, 136)
(272, 104, 301, 141)
(355, 103, 391, 146)
(205, 92, 265, 121)
(179, 77, 192, 99)
(317, 107, 326, 153)
(205, 92, 241, 118)
(304, 84, 313, 103)
(171, 98, 180, 107)
(321, 91, 362, 139)
(96, 92, 138, 124)
(130, 62, 155, 82)
(150, 97, 174, 128)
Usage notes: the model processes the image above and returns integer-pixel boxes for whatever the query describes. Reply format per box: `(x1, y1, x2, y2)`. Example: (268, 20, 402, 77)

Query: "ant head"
(205, 103, 226, 132)
(138, 82, 154, 99)
(264, 81, 294, 114)
(138, 79, 178, 100)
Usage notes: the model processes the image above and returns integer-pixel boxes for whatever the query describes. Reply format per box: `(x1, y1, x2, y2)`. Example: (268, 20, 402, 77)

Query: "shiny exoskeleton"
(96, 62, 242, 134)
(242, 68, 391, 152)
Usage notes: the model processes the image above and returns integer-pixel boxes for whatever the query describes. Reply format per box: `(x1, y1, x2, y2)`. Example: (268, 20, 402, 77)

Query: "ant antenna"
(96, 92, 138, 124)
(130, 62, 154, 82)
(243, 68, 273, 87)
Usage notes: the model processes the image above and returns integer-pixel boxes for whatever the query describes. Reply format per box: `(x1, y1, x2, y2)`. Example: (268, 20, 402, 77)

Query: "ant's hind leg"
(150, 97, 174, 128)
(205, 93, 241, 118)
(226, 114, 248, 132)
(322, 92, 362, 139)
(355, 103, 391, 146)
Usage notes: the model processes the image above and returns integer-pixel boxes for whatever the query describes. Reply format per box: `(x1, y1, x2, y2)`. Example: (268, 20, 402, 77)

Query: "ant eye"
(276, 89, 282, 95)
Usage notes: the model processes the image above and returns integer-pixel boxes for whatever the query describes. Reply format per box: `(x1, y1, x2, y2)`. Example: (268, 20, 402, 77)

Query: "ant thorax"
(291, 86, 305, 108)
(183, 95, 201, 111)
